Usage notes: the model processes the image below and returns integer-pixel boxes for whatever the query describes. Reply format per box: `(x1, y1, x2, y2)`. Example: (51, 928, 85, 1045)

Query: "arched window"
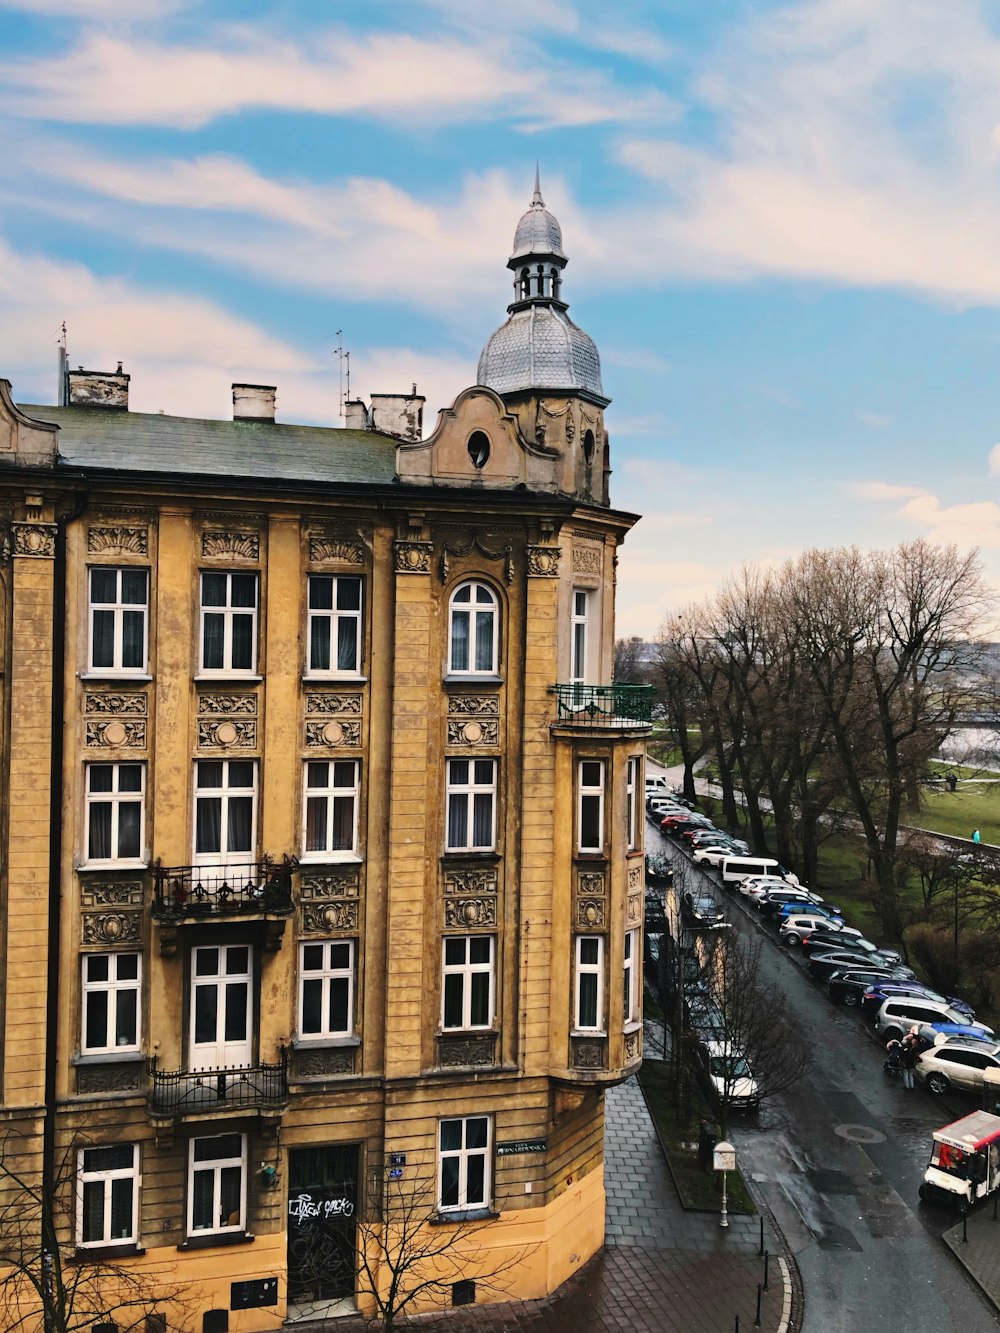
(467, 431, 490, 469)
(449, 581, 499, 675)
(520, 267, 531, 299)
(551, 268, 561, 299)
(536, 264, 545, 296)
(583, 429, 596, 464)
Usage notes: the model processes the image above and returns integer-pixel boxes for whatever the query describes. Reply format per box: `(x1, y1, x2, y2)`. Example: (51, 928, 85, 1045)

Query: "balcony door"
(190, 945, 253, 1071)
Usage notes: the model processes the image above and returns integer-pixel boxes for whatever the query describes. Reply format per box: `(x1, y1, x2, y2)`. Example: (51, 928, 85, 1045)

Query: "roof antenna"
(334, 331, 349, 419)
(57, 321, 68, 405)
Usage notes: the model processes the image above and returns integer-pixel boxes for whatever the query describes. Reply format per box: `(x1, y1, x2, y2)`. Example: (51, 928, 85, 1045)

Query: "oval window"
(468, 431, 490, 469)
(583, 429, 596, 464)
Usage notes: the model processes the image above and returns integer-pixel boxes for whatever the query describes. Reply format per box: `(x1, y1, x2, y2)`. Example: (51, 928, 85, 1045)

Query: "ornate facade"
(0, 184, 648, 1328)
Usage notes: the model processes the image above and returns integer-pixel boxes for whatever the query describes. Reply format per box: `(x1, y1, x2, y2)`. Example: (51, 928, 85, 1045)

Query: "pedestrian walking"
(947, 772, 958, 792)
(973, 828, 982, 845)
(901, 1033, 918, 1089)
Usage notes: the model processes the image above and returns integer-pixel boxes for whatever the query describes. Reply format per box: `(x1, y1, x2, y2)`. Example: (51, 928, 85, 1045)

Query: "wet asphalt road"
(652, 825, 1000, 1333)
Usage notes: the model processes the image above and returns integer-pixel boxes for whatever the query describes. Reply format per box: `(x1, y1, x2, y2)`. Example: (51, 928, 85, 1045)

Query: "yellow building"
(0, 183, 649, 1330)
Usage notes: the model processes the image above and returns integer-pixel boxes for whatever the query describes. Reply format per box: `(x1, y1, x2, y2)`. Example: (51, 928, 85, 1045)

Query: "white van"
(645, 775, 670, 795)
(720, 856, 800, 889)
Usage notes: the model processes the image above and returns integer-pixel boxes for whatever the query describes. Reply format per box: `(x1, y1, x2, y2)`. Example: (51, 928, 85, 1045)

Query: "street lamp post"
(714, 1139, 737, 1229)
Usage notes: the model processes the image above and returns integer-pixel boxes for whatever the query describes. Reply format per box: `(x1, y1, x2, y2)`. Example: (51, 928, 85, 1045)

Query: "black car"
(682, 891, 726, 929)
(801, 929, 875, 956)
(827, 969, 910, 1007)
(860, 981, 974, 1022)
(645, 853, 674, 884)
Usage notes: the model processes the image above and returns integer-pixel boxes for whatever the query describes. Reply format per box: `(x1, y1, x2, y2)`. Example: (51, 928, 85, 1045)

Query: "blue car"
(914, 1022, 995, 1049)
(775, 901, 844, 927)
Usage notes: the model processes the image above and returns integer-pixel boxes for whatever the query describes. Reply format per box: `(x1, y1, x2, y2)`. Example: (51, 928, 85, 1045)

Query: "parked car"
(874, 997, 994, 1043)
(739, 875, 794, 900)
(693, 844, 745, 866)
(693, 1037, 760, 1112)
(917, 1041, 1000, 1096)
(645, 889, 667, 930)
(682, 891, 726, 929)
(687, 997, 727, 1039)
(644, 931, 663, 971)
(758, 890, 828, 921)
(915, 1024, 996, 1049)
(801, 930, 902, 964)
(775, 899, 844, 923)
(779, 914, 854, 947)
(861, 982, 975, 1023)
(808, 951, 913, 983)
(720, 856, 800, 889)
(645, 853, 674, 883)
(828, 969, 911, 1007)
(660, 815, 714, 836)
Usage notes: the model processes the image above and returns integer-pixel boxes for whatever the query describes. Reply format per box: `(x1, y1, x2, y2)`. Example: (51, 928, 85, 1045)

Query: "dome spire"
(533, 162, 543, 207)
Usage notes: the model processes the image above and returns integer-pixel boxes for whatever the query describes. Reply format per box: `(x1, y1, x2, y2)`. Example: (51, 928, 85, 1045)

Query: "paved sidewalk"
(324, 1070, 800, 1331)
(945, 1201, 1000, 1310)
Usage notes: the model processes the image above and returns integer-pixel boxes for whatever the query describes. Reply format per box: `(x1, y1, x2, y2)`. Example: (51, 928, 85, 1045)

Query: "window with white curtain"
(448, 581, 499, 675)
(84, 763, 144, 865)
(302, 760, 360, 859)
(446, 759, 496, 852)
(194, 760, 256, 862)
(199, 571, 258, 675)
(307, 575, 363, 676)
(88, 567, 148, 675)
(575, 935, 604, 1031)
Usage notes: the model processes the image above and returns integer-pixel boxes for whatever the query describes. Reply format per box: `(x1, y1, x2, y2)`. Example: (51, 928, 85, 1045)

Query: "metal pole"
(720, 1169, 729, 1228)
(962, 1211, 968, 1244)
(993, 1191, 998, 1222)
(755, 1284, 762, 1327)
(758, 1216, 765, 1255)
(763, 1250, 770, 1290)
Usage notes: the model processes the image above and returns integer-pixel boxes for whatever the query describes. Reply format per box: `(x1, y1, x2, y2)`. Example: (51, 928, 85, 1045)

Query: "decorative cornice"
(87, 525, 149, 556)
(197, 719, 257, 749)
(202, 530, 260, 561)
(446, 719, 499, 748)
(304, 692, 363, 717)
(439, 536, 514, 585)
(85, 693, 147, 717)
(306, 719, 361, 748)
(197, 693, 257, 716)
(308, 535, 365, 565)
(86, 719, 146, 749)
(572, 544, 603, 575)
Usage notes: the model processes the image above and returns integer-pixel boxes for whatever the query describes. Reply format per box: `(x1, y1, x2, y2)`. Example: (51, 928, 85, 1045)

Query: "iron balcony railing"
(151, 855, 295, 919)
(147, 1051, 289, 1120)
(551, 683, 654, 728)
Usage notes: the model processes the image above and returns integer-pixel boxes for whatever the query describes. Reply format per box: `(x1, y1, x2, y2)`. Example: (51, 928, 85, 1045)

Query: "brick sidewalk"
(319, 1073, 799, 1331)
(944, 1200, 1000, 1312)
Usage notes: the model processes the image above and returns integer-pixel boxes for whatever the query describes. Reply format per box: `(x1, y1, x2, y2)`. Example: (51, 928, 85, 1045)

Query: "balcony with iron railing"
(147, 1051, 289, 1124)
(550, 683, 653, 732)
(151, 855, 296, 955)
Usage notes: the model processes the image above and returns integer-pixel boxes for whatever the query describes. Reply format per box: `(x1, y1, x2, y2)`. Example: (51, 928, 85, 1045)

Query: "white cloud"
(0, 29, 667, 131)
(0, 235, 471, 426)
(849, 480, 928, 501)
(855, 410, 894, 429)
(988, 442, 1000, 475)
(0, 0, 179, 14)
(897, 494, 1000, 549)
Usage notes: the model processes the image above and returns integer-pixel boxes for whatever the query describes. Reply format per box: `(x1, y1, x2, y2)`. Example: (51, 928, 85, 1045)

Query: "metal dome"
(511, 202, 565, 262)
(477, 304, 604, 397)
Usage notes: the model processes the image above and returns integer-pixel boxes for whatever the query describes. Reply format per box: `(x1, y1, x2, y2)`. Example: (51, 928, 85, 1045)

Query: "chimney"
(344, 399, 372, 431)
(232, 383, 276, 422)
(368, 386, 425, 441)
(66, 362, 129, 410)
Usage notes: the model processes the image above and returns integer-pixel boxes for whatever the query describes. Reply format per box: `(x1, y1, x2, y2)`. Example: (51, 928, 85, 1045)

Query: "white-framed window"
(199, 571, 259, 675)
(194, 759, 256, 863)
(575, 935, 604, 1031)
(77, 1144, 138, 1248)
(448, 581, 499, 675)
(299, 940, 355, 1038)
(578, 760, 605, 853)
(571, 589, 591, 684)
(303, 760, 360, 859)
(623, 929, 638, 1024)
(446, 759, 497, 852)
(307, 574, 363, 676)
(85, 762, 145, 866)
(188, 1133, 246, 1236)
(438, 1115, 491, 1212)
(626, 756, 641, 852)
(88, 567, 148, 675)
(81, 951, 141, 1054)
(442, 936, 495, 1030)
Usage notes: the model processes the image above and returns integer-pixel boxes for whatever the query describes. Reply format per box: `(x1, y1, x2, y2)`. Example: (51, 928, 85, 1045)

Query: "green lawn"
(638, 1058, 755, 1214)
(915, 783, 1000, 845)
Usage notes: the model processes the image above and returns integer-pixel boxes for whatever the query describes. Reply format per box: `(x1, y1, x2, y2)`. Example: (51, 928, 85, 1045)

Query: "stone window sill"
(429, 1207, 498, 1226)
(443, 674, 503, 687)
(570, 1029, 607, 1039)
(73, 1242, 144, 1261)
(194, 674, 263, 685)
(178, 1231, 254, 1251)
(292, 1035, 361, 1050)
(623, 1020, 643, 1035)
(79, 673, 153, 684)
(302, 674, 368, 684)
(72, 1051, 145, 1066)
(297, 852, 362, 866)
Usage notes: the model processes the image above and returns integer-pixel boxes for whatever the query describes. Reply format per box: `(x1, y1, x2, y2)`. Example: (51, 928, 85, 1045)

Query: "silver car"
(917, 1041, 1000, 1096)
(875, 997, 994, 1043)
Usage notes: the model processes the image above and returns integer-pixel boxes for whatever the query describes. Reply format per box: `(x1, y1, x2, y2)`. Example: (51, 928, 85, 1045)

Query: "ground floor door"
(287, 1144, 359, 1304)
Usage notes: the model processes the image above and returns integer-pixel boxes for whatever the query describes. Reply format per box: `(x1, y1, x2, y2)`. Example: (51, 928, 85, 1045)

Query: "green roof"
(17, 404, 399, 487)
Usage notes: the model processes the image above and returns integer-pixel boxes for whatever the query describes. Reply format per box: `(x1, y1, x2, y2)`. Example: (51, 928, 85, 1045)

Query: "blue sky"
(4, 0, 1000, 636)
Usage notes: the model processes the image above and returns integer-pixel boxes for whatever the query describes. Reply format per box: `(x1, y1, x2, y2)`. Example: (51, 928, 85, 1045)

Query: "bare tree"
(354, 1161, 533, 1331)
(695, 933, 812, 1137)
(0, 1133, 184, 1333)
(613, 635, 647, 684)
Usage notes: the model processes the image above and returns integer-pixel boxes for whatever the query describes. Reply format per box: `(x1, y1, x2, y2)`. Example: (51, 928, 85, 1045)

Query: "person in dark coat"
(900, 1032, 918, 1089)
